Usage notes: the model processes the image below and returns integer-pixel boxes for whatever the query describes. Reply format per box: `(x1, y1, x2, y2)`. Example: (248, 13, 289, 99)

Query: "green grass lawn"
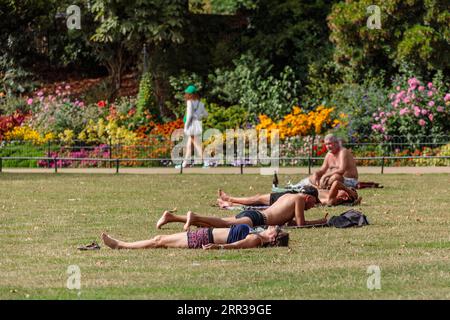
(0, 173, 449, 299)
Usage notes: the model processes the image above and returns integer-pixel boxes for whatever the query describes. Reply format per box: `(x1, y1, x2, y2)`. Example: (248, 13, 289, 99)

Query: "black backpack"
(326, 209, 370, 228)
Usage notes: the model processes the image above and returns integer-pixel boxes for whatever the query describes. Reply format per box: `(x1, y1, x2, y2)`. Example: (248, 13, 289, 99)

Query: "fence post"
(115, 159, 119, 174)
(109, 138, 112, 168)
(308, 156, 312, 175)
(381, 157, 385, 174)
(47, 140, 51, 168)
(240, 163, 243, 175)
(180, 163, 183, 174)
(54, 157, 58, 173)
(0, 157, 2, 173)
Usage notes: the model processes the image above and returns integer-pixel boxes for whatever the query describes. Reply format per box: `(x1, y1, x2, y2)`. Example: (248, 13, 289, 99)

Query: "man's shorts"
(235, 210, 267, 227)
(343, 177, 358, 188)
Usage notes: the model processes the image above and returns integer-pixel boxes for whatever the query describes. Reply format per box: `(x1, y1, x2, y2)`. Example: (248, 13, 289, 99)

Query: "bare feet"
(218, 189, 230, 201)
(156, 208, 177, 229)
(184, 211, 196, 231)
(216, 198, 233, 209)
(101, 232, 121, 249)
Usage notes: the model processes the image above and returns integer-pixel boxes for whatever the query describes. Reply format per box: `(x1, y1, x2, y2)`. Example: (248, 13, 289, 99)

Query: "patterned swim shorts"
(187, 228, 213, 249)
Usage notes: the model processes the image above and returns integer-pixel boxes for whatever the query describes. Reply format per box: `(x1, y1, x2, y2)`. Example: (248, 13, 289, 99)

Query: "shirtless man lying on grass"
(156, 192, 327, 230)
(217, 181, 361, 208)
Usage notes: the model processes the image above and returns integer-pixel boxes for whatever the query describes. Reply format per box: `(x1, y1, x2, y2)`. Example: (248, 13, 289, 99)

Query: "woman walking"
(176, 84, 208, 168)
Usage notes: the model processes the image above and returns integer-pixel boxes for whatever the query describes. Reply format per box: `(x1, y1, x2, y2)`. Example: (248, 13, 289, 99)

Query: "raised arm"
(315, 153, 330, 176)
(202, 234, 262, 250)
(294, 196, 328, 226)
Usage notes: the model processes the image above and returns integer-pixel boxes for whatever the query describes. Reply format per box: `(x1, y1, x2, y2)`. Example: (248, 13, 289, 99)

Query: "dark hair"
(299, 185, 319, 202)
(273, 231, 289, 247)
(263, 226, 290, 247)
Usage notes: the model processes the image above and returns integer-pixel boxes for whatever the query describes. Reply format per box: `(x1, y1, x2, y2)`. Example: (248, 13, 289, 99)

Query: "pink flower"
(427, 91, 433, 97)
(399, 108, 409, 116)
(421, 109, 428, 115)
(396, 86, 401, 91)
(37, 91, 44, 97)
(27, 98, 33, 105)
(414, 110, 421, 117)
(371, 124, 382, 131)
(403, 97, 410, 104)
(445, 94, 450, 102)
(418, 86, 425, 91)
(65, 85, 71, 90)
(408, 78, 420, 88)
(437, 106, 444, 112)
(428, 114, 434, 122)
(418, 119, 426, 126)
(428, 101, 435, 107)
(79, 102, 85, 107)
(427, 82, 433, 89)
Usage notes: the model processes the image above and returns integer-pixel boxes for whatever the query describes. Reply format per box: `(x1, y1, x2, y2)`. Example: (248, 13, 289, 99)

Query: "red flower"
(97, 101, 106, 108)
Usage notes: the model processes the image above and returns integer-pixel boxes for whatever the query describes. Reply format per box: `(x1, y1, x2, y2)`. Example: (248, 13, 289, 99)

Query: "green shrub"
(203, 103, 248, 131)
(208, 53, 301, 121)
(136, 72, 159, 123)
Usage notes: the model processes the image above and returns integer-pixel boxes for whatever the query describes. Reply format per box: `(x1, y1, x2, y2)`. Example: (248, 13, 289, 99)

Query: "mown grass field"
(0, 172, 449, 299)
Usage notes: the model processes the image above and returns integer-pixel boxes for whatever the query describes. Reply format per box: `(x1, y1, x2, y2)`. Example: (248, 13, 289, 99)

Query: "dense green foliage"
(1, 0, 449, 137)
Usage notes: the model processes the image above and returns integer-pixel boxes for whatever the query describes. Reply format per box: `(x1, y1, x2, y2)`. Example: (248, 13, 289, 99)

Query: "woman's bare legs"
(218, 189, 270, 206)
(184, 136, 193, 166)
(102, 232, 188, 249)
(191, 135, 203, 164)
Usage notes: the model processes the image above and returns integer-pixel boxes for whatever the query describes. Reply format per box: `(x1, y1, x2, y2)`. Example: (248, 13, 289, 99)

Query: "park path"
(1, 166, 450, 175)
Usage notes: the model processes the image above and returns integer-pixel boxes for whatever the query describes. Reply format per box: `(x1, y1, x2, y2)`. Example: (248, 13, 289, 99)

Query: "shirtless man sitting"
(292, 134, 359, 189)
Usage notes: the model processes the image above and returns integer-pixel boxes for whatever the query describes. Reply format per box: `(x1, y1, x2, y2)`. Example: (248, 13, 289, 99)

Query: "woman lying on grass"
(101, 225, 288, 250)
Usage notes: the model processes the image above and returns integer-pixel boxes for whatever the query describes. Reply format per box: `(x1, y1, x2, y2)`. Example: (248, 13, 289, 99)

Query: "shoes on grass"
(78, 242, 101, 251)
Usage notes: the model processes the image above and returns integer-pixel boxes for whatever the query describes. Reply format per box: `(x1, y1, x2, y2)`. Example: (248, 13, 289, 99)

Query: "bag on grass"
(326, 209, 369, 228)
